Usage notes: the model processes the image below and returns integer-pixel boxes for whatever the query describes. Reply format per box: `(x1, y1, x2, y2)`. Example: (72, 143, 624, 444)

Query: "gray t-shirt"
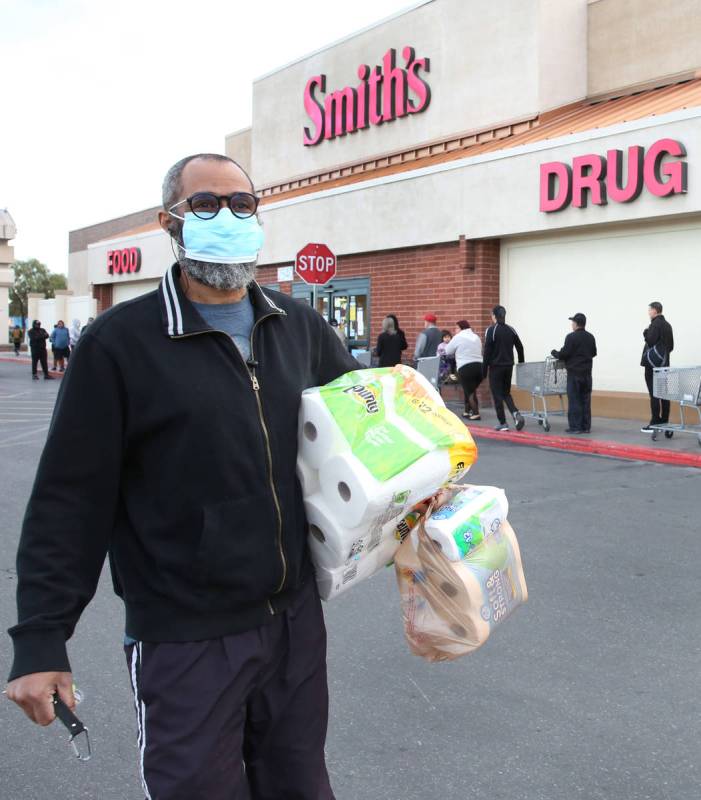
(192, 295, 255, 361)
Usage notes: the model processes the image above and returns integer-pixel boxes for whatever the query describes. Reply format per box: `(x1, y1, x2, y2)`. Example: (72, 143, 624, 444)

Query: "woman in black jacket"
(387, 314, 408, 354)
(376, 316, 404, 367)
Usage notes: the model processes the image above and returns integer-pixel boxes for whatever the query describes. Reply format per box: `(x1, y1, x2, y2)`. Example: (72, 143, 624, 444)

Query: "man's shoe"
(44, 375, 54, 380)
(468, 414, 481, 421)
(580, 429, 591, 434)
(565, 428, 578, 433)
(32, 374, 39, 380)
(640, 424, 655, 433)
(495, 424, 509, 431)
(514, 412, 525, 431)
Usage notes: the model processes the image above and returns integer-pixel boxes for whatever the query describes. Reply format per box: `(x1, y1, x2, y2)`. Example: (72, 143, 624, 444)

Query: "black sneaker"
(44, 375, 54, 380)
(495, 424, 509, 432)
(565, 428, 579, 434)
(514, 412, 525, 431)
(640, 425, 654, 433)
(32, 374, 39, 381)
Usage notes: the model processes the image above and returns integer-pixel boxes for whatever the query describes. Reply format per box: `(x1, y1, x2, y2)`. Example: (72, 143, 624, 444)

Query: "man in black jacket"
(27, 320, 52, 380)
(483, 305, 526, 431)
(551, 313, 597, 434)
(6, 154, 357, 799)
(640, 301, 674, 433)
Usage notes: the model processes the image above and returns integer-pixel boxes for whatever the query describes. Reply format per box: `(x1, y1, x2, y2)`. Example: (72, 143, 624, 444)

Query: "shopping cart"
(650, 366, 701, 446)
(515, 357, 568, 432)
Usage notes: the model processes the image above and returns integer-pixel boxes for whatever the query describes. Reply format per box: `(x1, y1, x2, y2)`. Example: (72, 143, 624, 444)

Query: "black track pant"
(566, 372, 592, 432)
(458, 362, 483, 415)
(125, 580, 334, 800)
(30, 349, 48, 377)
(489, 365, 519, 425)
(644, 365, 670, 424)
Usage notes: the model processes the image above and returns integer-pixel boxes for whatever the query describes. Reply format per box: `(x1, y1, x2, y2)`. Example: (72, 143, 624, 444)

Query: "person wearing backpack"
(640, 301, 674, 433)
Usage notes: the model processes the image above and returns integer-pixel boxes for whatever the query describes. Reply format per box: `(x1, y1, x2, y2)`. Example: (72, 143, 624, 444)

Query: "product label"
(317, 366, 478, 482)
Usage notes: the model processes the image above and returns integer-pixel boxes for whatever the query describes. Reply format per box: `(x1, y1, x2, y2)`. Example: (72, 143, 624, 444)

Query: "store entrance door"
(292, 278, 370, 350)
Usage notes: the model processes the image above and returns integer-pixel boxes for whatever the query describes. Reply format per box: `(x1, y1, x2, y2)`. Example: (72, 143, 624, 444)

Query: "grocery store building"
(68, 0, 701, 419)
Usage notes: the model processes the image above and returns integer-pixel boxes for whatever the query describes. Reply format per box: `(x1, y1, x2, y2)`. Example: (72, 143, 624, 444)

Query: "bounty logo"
(343, 384, 380, 414)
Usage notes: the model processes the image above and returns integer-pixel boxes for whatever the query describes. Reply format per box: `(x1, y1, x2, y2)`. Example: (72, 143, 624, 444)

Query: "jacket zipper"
(173, 315, 287, 612)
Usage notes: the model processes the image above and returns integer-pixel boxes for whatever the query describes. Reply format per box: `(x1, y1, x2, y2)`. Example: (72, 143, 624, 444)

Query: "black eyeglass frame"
(169, 191, 260, 220)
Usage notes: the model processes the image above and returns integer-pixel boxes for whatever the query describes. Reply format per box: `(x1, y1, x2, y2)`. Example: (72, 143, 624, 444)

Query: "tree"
(9, 259, 68, 327)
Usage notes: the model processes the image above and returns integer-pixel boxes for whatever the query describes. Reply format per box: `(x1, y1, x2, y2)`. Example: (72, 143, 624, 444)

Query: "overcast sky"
(1, 0, 413, 275)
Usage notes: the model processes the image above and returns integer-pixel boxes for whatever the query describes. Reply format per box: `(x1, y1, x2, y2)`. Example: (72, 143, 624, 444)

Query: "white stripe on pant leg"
(129, 642, 152, 800)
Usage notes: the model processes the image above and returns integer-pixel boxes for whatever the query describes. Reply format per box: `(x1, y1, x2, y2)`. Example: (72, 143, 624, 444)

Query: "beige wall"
(68, 250, 90, 296)
(251, 0, 588, 187)
(113, 280, 161, 305)
(588, 0, 701, 97)
(258, 109, 701, 264)
(501, 218, 701, 394)
(225, 128, 253, 177)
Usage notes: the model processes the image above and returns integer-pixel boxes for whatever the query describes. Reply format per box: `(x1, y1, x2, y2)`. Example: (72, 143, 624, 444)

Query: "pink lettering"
(539, 162, 572, 212)
(607, 146, 644, 203)
(643, 138, 687, 197)
(572, 154, 607, 208)
(303, 75, 326, 146)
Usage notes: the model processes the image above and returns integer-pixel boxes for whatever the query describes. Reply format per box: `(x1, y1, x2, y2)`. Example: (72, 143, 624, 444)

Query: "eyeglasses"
(170, 192, 260, 221)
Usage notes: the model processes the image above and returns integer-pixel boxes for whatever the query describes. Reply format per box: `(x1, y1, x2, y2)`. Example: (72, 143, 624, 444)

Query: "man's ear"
(158, 210, 175, 236)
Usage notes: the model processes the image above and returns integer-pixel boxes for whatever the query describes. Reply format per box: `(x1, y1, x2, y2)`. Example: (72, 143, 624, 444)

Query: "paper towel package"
(298, 364, 478, 602)
(395, 515, 527, 661)
(413, 485, 509, 561)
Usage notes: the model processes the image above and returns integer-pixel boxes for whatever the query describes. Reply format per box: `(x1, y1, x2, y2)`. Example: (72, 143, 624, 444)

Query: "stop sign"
(295, 243, 336, 285)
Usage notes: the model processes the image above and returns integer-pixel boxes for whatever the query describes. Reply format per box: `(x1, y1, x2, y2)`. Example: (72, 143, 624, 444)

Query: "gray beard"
(178, 256, 258, 291)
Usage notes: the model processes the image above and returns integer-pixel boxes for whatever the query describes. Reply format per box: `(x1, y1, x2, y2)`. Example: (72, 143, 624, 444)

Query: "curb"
(0, 357, 65, 378)
(468, 425, 701, 469)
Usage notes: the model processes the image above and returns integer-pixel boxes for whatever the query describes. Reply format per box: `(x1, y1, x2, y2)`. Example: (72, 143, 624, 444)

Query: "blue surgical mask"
(177, 211, 264, 264)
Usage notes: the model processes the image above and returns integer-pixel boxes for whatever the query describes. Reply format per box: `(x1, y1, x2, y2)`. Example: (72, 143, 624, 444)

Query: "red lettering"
(324, 86, 357, 139)
(404, 46, 431, 114)
(107, 250, 114, 274)
(572, 154, 607, 208)
(643, 138, 687, 197)
(303, 75, 326, 146)
(382, 48, 408, 122)
(540, 162, 572, 212)
(607, 146, 644, 203)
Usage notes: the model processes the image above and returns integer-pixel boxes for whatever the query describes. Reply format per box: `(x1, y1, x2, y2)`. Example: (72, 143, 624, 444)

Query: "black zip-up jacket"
(8, 264, 357, 681)
(551, 328, 597, 375)
(483, 322, 525, 373)
(27, 327, 49, 351)
(640, 314, 674, 367)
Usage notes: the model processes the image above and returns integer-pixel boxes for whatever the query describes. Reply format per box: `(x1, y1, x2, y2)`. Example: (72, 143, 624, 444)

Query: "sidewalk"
(0, 353, 65, 378)
(444, 393, 701, 468)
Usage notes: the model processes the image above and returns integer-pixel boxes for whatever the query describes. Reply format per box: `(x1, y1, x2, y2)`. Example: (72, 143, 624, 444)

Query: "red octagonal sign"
(295, 242, 336, 285)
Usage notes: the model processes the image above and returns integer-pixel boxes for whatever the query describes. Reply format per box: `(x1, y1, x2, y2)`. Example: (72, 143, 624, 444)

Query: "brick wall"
(257, 236, 500, 354)
(257, 235, 500, 404)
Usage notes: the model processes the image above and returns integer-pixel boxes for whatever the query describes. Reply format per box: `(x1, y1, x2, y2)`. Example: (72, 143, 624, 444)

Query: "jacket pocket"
(196, 492, 280, 606)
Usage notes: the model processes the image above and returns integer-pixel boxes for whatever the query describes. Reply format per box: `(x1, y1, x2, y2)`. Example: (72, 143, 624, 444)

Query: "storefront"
(68, 0, 701, 418)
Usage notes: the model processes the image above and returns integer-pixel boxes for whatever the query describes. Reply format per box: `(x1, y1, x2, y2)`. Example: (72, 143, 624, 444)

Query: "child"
(437, 330, 457, 383)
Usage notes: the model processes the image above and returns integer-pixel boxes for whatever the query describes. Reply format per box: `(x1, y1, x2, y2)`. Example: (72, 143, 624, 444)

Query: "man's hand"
(5, 671, 74, 726)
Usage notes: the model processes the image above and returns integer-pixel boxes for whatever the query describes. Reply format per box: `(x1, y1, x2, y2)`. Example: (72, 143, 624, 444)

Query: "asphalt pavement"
(0, 361, 699, 800)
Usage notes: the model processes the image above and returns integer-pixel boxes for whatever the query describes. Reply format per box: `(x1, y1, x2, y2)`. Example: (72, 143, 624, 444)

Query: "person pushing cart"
(551, 313, 597, 434)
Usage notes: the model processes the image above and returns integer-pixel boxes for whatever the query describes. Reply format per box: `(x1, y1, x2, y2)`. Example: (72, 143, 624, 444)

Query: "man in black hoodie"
(6, 154, 357, 799)
(641, 301, 674, 433)
(551, 313, 597, 434)
(483, 305, 526, 432)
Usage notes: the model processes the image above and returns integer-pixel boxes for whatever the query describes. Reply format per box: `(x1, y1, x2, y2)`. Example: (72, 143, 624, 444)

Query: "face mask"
(177, 211, 264, 265)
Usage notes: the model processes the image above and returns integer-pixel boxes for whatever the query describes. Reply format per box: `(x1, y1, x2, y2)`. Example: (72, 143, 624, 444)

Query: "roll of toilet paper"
(315, 535, 398, 601)
(296, 458, 320, 496)
(306, 494, 413, 571)
(298, 392, 349, 468)
(319, 448, 453, 529)
(392, 364, 446, 407)
(418, 485, 509, 561)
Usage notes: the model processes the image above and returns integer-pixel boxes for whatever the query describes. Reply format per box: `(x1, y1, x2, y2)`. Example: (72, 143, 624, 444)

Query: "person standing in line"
(49, 324, 58, 370)
(11, 325, 23, 355)
(50, 320, 70, 372)
(445, 320, 483, 420)
(551, 313, 597, 434)
(27, 320, 52, 381)
(69, 319, 82, 354)
(387, 314, 408, 357)
(376, 315, 404, 367)
(329, 318, 346, 347)
(483, 305, 525, 432)
(640, 301, 674, 433)
(80, 316, 95, 336)
(413, 313, 443, 361)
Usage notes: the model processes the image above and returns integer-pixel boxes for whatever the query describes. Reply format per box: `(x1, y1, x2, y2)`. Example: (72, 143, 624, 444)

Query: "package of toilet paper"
(395, 502, 527, 661)
(411, 485, 509, 561)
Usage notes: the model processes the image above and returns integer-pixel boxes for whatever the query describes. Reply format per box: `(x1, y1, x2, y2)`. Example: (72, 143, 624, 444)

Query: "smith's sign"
(303, 46, 431, 146)
(540, 138, 687, 212)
